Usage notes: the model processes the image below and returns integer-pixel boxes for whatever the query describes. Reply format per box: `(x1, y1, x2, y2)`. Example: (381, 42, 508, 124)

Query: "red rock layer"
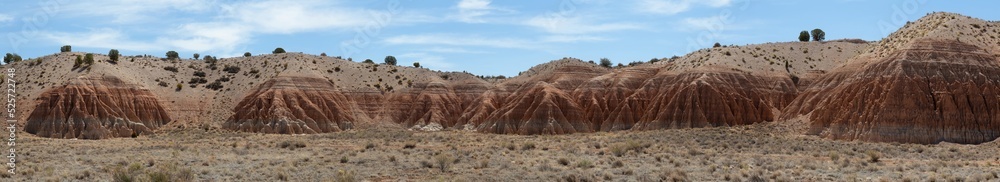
(25, 76, 171, 139)
(478, 82, 591, 134)
(782, 39, 1000, 144)
(572, 67, 657, 131)
(619, 71, 796, 130)
(224, 76, 361, 134)
(381, 82, 463, 128)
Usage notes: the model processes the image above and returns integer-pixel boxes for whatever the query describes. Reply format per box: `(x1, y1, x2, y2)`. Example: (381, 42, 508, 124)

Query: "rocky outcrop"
(224, 76, 362, 134)
(25, 76, 171, 139)
(572, 67, 656, 131)
(782, 39, 1000, 144)
(623, 71, 796, 130)
(381, 82, 463, 129)
(477, 82, 591, 134)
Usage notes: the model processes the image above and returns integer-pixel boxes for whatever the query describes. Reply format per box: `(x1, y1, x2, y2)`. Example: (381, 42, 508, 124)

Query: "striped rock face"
(26, 76, 171, 139)
(224, 76, 363, 134)
(783, 39, 1000, 144)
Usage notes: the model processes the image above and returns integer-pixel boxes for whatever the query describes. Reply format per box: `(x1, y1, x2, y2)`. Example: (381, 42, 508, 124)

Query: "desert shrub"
(192, 53, 200, 59)
(403, 143, 416, 149)
(109, 49, 120, 62)
(866, 150, 881, 163)
(84, 53, 95, 65)
(413, 62, 420, 68)
(362, 59, 374, 64)
(334, 66, 341, 72)
(335, 170, 356, 182)
(193, 71, 206, 77)
(175, 83, 182, 91)
(558, 158, 570, 166)
(74, 55, 83, 68)
(599, 58, 612, 68)
(811, 28, 825, 41)
(576, 159, 593, 168)
(713, 42, 722, 47)
(223, 65, 241, 73)
(799, 30, 810, 42)
(165, 51, 179, 59)
(320, 52, 327, 57)
(434, 154, 454, 172)
(243, 52, 251, 57)
(2, 53, 21, 64)
(340, 156, 349, 163)
(158, 81, 168, 87)
(278, 140, 306, 150)
(164, 66, 178, 72)
(272, 47, 286, 54)
(384, 55, 397, 65)
(521, 142, 536, 150)
(61, 45, 72, 52)
(188, 78, 207, 84)
(217, 77, 230, 82)
(205, 81, 223, 90)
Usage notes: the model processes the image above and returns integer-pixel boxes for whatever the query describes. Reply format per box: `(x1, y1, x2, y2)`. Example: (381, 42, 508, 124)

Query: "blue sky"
(1, 0, 998, 76)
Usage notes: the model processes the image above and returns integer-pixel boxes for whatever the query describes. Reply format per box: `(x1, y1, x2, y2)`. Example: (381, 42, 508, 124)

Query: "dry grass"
(11, 123, 1000, 181)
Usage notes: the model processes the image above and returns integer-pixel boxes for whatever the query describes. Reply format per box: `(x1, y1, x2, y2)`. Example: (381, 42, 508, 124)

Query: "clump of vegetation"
(188, 78, 207, 84)
(108, 49, 120, 63)
(175, 83, 182, 91)
(193, 71, 206, 77)
(223, 65, 241, 73)
(866, 150, 881, 163)
(205, 81, 224, 91)
(3, 53, 22, 64)
(384, 55, 397, 65)
(811, 28, 825, 41)
(243, 52, 252, 57)
(413, 62, 420, 68)
(60, 45, 72, 52)
(277, 140, 306, 150)
(521, 142, 536, 150)
(166, 51, 179, 60)
(599, 58, 612, 68)
(576, 159, 593, 168)
(362, 59, 375, 64)
(434, 153, 454, 172)
(799, 30, 810, 42)
(273, 47, 286, 54)
(609, 140, 651, 157)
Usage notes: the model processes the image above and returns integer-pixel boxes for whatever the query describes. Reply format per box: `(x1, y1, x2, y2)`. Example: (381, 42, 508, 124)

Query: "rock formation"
(572, 67, 657, 131)
(618, 70, 796, 130)
(25, 76, 171, 139)
(782, 38, 1000, 144)
(477, 82, 591, 134)
(224, 76, 363, 134)
(381, 82, 463, 130)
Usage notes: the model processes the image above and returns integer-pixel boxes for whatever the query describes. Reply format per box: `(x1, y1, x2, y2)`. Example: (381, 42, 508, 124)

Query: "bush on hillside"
(799, 31, 810, 42)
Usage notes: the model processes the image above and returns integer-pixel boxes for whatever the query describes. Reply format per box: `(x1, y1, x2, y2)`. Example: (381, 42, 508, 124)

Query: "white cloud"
(65, 0, 215, 23)
(0, 14, 12, 22)
(541, 35, 609, 43)
(422, 47, 488, 54)
(637, 0, 732, 15)
(222, 0, 372, 34)
(41, 28, 163, 51)
(399, 53, 454, 70)
(384, 34, 537, 49)
(454, 0, 493, 23)
(156, 22, 251, 56)
(524, 16, 642, 34)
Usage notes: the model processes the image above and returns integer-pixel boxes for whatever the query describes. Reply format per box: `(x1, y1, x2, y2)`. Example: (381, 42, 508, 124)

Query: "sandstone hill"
(6, 12, 1000, 144)
(781, 12, 1000, 144)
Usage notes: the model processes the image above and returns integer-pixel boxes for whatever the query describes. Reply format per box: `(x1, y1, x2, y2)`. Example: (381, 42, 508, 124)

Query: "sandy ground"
(7, 122, 1000, 182)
